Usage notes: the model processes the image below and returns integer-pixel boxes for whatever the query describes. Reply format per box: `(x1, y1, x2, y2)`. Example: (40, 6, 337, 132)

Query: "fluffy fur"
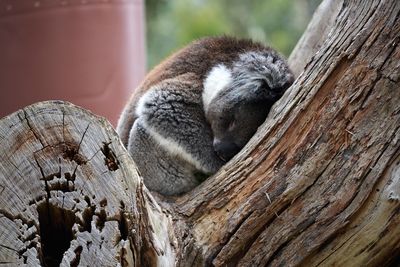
(202, 64, 232, 112)
(117, 36, 294, 195)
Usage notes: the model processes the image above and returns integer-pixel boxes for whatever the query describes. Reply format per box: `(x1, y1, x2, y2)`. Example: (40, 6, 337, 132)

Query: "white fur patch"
(142, 122, 207, 173)
(202, 64, 232, 112)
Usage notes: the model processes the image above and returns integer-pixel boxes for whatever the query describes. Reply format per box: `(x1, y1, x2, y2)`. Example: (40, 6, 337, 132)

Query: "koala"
(117, 36, 294, 196)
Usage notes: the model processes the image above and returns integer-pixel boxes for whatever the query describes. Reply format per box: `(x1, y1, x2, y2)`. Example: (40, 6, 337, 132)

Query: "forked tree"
(0, 0, 399, 266)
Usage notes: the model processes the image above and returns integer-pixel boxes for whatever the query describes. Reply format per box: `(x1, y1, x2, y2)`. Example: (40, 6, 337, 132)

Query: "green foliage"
(145, 0, 321, 69)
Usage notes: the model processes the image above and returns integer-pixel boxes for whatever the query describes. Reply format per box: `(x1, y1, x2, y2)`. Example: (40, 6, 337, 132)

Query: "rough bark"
(288, 0, 343, 77)
(1, 0, 400, 266)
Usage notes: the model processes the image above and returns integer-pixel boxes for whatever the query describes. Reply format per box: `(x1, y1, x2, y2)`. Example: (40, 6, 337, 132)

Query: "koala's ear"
(238, 79, 273, 103)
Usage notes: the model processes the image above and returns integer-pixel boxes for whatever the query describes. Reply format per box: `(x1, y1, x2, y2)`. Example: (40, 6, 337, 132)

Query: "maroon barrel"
(0, 0, 146, 126)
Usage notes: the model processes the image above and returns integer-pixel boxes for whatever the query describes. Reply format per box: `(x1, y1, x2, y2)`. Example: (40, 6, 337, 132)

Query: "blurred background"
(0, 0, 320, 126)
(146, 0, 321, 69)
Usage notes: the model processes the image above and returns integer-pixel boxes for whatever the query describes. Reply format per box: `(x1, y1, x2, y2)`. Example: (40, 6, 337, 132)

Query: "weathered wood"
(0, 0, 399, 266)
(172, 0, 400, 265)
(288, 0, 343, 77)
(0, 102, 175, 266)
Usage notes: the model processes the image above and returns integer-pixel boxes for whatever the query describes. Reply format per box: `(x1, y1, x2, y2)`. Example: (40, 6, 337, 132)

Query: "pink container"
(0, 0, 146, 126)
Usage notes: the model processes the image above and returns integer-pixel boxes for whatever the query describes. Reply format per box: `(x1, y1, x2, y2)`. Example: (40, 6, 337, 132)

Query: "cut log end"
(0, 101, 144, 266)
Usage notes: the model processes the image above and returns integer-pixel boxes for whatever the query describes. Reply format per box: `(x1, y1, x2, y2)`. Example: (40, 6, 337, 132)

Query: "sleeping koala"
(117, 36, 294, 196)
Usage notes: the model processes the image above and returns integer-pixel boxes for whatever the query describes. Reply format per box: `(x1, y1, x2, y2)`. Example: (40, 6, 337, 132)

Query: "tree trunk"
(1, 0, 399, 266)
(288, 0, 343, 77)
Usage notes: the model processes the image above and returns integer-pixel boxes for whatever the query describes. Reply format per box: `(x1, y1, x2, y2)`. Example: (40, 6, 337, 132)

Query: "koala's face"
(204, 50, 294, 162)
(207, 98, 273, 162)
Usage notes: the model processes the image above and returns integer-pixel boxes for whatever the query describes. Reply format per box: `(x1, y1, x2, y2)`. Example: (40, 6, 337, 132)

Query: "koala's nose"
(213, 139, 240, 162)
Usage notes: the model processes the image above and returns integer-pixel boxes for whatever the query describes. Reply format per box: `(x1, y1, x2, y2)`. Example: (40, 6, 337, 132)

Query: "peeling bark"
(288, 0, 343, 77)
(0, 0, 399, 266)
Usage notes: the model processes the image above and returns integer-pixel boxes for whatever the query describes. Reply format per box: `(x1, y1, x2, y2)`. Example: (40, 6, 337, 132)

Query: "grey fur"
(212, 51, 293, 105)
(117, 37, 294, 196)
(206, 51, 294, 161)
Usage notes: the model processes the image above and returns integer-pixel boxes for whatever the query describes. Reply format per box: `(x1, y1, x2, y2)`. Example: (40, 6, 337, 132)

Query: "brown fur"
(118, 36, 272, 145)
